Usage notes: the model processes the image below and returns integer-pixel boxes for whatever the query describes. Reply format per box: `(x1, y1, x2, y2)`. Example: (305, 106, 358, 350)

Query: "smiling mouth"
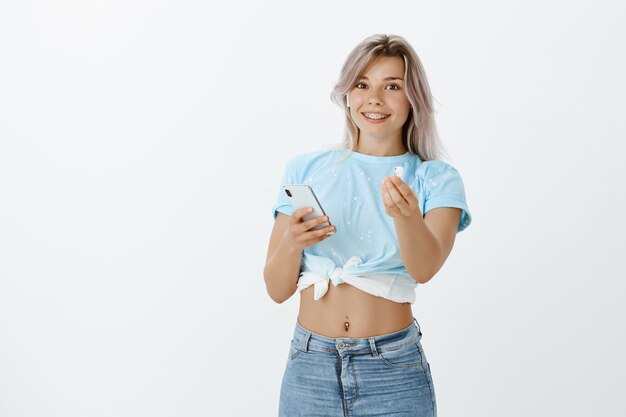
(362, 112, 390, 120)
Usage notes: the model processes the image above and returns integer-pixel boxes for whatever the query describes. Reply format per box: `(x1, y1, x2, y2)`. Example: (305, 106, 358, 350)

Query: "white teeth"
(364, 113, 388, 119)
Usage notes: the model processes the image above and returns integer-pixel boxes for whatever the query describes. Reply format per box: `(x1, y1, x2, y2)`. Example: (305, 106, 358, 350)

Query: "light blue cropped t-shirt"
(271, 148, 472, 304)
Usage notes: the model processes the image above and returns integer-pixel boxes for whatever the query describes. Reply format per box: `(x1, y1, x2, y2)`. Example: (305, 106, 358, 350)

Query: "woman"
(264, 33, 472, 417)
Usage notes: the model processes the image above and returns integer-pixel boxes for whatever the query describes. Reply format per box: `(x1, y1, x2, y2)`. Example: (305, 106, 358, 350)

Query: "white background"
(1, 1, 625, 416)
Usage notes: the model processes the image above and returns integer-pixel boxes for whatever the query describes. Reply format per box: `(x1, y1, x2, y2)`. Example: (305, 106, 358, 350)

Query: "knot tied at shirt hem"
(295, 255, 415, 303)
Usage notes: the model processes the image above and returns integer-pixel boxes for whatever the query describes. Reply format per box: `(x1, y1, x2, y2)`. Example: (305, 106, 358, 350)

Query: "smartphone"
(284, 184, 333, 233)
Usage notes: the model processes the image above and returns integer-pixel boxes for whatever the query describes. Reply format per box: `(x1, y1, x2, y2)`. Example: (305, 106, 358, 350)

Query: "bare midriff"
(298, 281, 415, 338)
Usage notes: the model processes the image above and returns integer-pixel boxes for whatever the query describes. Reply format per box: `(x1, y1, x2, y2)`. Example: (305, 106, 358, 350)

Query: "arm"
(382, 175, 461, 284)
(263, 213, 303, 304)
(394, 207, 461, 284)
(263, 210, 335, 303)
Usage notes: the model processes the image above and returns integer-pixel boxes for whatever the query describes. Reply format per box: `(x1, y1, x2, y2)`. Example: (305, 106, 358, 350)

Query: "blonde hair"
(327, 33, 449, 163)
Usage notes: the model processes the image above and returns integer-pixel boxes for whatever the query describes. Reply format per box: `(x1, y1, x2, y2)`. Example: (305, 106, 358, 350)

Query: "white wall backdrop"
(1, 1, 625, 416)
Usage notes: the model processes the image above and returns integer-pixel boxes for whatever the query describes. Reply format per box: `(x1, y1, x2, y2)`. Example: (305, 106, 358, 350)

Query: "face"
(347, 55, 411, 145)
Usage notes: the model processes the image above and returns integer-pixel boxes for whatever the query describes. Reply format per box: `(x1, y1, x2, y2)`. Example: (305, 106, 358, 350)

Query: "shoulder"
(415, 159, 467, 195)
(415, 159, 459, 178)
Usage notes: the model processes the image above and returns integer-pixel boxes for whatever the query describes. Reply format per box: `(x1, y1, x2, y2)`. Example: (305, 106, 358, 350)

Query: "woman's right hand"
(283, 207, 336, 253)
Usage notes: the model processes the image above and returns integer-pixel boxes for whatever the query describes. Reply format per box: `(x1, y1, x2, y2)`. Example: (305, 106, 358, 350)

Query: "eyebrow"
(358, 76, 404, 81)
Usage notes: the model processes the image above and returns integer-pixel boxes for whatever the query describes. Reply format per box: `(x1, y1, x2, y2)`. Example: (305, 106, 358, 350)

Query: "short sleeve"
(271, 157, 299, 219)
(417, 161, 472, 233)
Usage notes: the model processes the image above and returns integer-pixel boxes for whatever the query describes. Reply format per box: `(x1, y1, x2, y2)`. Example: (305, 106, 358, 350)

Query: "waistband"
(292, 316, 423, 357)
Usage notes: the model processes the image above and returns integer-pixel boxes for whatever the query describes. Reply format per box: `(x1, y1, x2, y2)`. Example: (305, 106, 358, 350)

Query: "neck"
(355, 138, 407, 157)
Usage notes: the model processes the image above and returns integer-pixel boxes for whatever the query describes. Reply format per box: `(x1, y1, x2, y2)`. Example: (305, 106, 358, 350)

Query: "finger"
(304, 232, 332, 246)
(387, 178, 419, 212)
(291, 207, 309, 224)
(389, 176, 420, 206)
(384, 178, 409, 207)
(385, 180, 421, 217)
(380, 182, 395, 209)
(304, 225, 335, 240)
(380, 182, 399, 215)
(302, 214, 330, 232)
(389, 176, 420, 209)
(389, 176, 410, 197)
(291, 207, 313, 223)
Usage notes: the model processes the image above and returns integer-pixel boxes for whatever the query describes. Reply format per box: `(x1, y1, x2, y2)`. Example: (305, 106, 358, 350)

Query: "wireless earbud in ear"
(346, 94, 350, 108)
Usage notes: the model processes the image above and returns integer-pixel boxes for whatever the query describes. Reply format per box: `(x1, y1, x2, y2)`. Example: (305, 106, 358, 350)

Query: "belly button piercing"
(344, 321, 350, 332)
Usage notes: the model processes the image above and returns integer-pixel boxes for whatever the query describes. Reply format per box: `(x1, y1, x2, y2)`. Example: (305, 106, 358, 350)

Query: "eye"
(354, 82, 401, 90)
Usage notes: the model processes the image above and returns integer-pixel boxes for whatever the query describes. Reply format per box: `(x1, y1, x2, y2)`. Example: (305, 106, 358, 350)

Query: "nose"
(367, 91, 383, 105)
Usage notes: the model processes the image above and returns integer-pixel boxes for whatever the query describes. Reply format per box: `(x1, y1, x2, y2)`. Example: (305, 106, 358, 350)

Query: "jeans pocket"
(377, 341, 422, 368)
(287, 339, 302, 362)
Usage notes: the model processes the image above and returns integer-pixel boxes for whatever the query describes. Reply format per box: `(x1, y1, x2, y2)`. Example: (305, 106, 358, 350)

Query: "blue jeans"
(279, 316, 437, 417)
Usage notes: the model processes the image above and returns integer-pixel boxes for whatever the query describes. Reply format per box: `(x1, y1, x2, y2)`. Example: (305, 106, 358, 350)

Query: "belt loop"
(302, 331, 312, 353)
(413, 317, 422, 336)
(368, 337, 379, 357)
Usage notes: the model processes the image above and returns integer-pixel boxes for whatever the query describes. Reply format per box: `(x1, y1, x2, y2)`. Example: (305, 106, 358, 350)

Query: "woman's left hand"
(381, 175, 421, 218)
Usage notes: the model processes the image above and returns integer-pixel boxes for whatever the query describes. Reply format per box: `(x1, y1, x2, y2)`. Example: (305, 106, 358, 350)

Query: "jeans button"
(338, 342, 345, 349)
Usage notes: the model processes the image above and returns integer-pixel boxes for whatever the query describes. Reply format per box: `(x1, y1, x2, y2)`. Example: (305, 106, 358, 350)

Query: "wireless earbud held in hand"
(393, 165, 405, 180)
